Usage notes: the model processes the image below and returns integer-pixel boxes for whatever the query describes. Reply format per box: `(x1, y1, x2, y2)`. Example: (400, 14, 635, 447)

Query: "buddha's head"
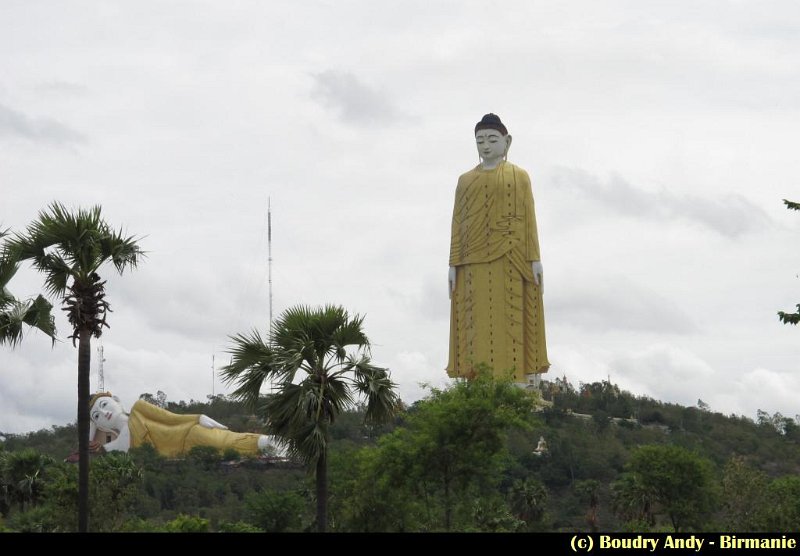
(89, 392, 127, 433)
(475, 113, 512, 167)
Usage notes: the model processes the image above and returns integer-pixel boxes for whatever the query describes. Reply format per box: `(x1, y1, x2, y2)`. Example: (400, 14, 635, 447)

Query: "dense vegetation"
(2, 376, 799, 532)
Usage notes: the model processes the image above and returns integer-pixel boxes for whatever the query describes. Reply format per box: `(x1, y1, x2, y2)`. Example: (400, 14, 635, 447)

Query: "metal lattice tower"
(268, 198, 275, 395)
(268, 197, 273, 340)
(97, 344, 106, 392)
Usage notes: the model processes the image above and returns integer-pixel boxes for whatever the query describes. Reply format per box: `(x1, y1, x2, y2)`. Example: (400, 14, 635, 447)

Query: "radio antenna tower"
(268, 197, 273, 342)
(211, 354, 215, 397)
(97, 344, 106, 392)
(267, 198, 276, 396)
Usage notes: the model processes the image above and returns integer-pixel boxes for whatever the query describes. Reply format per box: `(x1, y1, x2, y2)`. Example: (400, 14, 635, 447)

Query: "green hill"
(1, 378, 798, 532)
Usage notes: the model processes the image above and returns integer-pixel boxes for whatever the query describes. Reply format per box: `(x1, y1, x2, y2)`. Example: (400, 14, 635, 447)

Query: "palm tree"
(611, 473, 657, 529)
(221, 304, 399, 532)
(0, 448, 54, 512)
(509, 478, 548, 529)
(5, 202, 142, 532)
(0, 231, 56, 346)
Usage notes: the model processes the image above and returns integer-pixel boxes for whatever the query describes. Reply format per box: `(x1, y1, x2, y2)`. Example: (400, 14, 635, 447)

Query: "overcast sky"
(2, 1, 799, 434)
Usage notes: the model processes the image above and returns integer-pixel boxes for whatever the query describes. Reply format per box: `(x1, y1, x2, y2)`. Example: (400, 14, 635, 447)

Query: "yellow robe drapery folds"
(127, 400, 262, 458)
(447, 161, 549, 382)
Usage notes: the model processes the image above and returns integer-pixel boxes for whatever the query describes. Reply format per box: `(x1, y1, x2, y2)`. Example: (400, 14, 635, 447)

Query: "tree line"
(2, 373, 800, 532)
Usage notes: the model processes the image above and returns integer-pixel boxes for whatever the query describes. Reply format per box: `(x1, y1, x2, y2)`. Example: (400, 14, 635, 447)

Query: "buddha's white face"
(90, 396, 125, 432)
(475, 128, 511, 166)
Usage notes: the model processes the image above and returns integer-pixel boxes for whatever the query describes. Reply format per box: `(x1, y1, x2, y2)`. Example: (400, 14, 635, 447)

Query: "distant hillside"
(4, 382, 799, 475)
(2, 381, 799, 532)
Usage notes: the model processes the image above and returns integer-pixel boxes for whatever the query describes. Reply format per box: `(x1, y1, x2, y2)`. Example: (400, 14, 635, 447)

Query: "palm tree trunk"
(77, 328, 91, 532)
(316, 450, 327, 532)
(443, 474, 451, 531)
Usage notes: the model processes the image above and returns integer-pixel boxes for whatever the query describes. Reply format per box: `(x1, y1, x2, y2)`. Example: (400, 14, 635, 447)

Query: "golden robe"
(447, 161, 549, 382)
(127, 400, 262, 458)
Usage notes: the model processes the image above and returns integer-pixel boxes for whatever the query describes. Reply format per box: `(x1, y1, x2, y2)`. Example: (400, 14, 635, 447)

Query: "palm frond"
(8, 203, 144, 297)
(226, 304, 398, 469)
(4, 233, 71, 295)
(0, 303, 26, 346)
(261, 381, 326, 461)
(322, 373, 355, 421)
(273, 304, 369, 364)
(293, 423, 328, 464)
(27, 203, 100, 274)
(277, 329, 319, 372)
(778, 306, 800, 326)
(21, 295, 57, 344)
(220, 329, 280, 409)
(39, 253, 73, 298)
(347, 355, 399, 425)
(0, 286, 12, 309)
(330, 312, 370, 357)
(0, 295, 56, 347)
(261, 382, 307, 435)
(269, 348, 307, 382)
(319, 304, 369, 356)
(0, 252, 19, 293)
(272, 305, 321, 359)
(783, 199, 800, 211)
(0, 242, 57, 346)
(100, 228, 145, 274)
(271, 305, 314, 345)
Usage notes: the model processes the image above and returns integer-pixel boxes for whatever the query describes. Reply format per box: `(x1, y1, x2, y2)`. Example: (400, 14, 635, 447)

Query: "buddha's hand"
(448, 266, 456, 299)
(531, 261, 543, 293)
(199, 415, 229, 430)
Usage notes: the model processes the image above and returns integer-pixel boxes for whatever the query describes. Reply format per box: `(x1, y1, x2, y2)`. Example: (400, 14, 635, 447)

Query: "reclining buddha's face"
(90, 395, 125, 433)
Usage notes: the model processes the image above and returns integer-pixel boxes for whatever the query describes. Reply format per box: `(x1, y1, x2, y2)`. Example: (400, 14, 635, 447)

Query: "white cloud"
(0, 102, 86, 146)
(550, 167, 771, 237)
(34, 81, 88, 96)
(391, 350, 450, 403)
(310, 70, 406, 126)
(723, 367, 800, 419)
(548, 277, 697, 334)
(0, 346, 77, 433)
(609, 344, 716, 404)
(603, 346, 800, 422)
